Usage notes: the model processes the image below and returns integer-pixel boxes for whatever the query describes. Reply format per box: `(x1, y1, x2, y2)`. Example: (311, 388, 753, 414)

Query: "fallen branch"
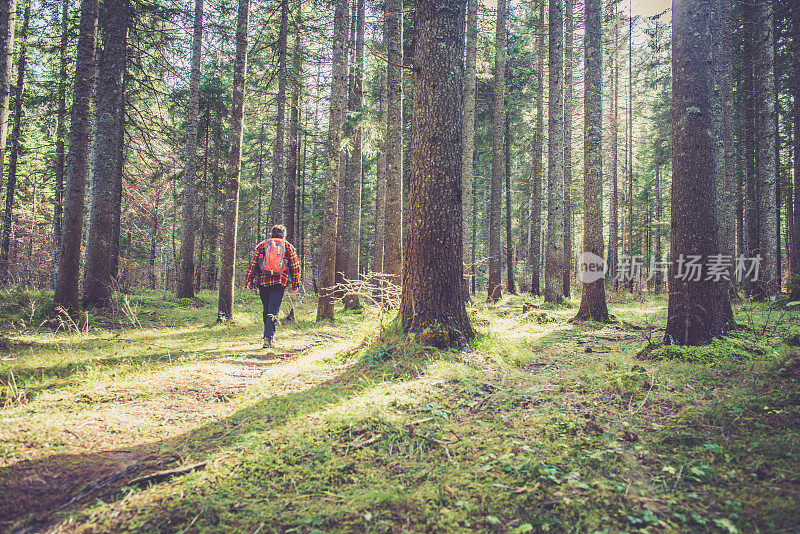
(129, 461, 207, 486)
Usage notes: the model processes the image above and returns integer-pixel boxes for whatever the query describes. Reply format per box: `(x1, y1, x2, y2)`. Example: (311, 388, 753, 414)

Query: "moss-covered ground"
(0, 289, 798, 533)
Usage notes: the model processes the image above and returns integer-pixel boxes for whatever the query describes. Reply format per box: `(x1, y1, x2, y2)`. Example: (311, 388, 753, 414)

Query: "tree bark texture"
(217, 0, 249, 319)
(505, 114, 515, 294)
(383, 0, 403, 285)
(269, 0, 289, 228)
(608, 2, 619, 288)
(0, 2, 28, 282)
(401, 0, 473, 348)
(54, 0, 99, 312)
(371, 68, 387, 278)
(177, 0, 203, 299)
(52, 0, 68, 281)
(574, 0, 609, 322)
(316, 0, 348, 320)
(83, 0, 128, 307)
(790, 0, 800, 301)
(544, 0, 564, 303)
(664, 0, 728, 345)
(488, 0, 506, 302)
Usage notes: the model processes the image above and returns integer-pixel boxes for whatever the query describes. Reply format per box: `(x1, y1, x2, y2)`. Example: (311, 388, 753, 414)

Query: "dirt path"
(0, 323, 358, 532)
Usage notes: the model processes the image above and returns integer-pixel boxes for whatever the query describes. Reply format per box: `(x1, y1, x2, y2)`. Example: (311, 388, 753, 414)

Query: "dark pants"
(258, 284, 286, 339)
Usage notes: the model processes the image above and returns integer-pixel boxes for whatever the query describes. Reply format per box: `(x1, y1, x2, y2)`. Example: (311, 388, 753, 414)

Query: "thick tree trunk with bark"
(270, 0, 289, 227)
(401, 0, 473, 349)
(563, 0, 573, 297)
(217, 0, 249, 319)
(83, 0, 128, 307)
(372, 69, 387, 279)
(544, 0, 564, 303)
(753, 0, 778, 297)
(383, 0, 403, 286)
(664, 0, 728, 346)
(574, 0, 609, 322)
(527, 0, 544, 296)
(54, 0, 100, 312)
(177, 0, 203, 299)
(505, 114, 515, 294)
(462, 0, 477, 293)
(0, 2, 28, 282)
(488, 0, 506, 302)
(316, 0, 348, 320)
(0, 0, 14, 204)
(608, 2, 619, 289)
(109, 69, 126, 281)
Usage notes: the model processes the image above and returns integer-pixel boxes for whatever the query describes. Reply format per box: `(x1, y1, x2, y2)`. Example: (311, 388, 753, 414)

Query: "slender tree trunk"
(574, 0, 609, 322)
(109, 68, 126, 282)
(462, 0, 477, 295)
(401, 0, 473, 348)
(664, 0, 727, 345)
(269, 0, 289, 227)
(654, 165, 662, 292)
(563, 0, 573, 298)
(316, 0, 348, 320)
(286, 0, 302, 242)
(626, 3, 634, 291)
(52, 0, 68, 284)
(205, 107, 222, 289)
(608, 1, 619, 289)
(790, 1, 800, 301)
(0, 2, 28, 282)
(383, 0, 403, 286)
(217, 0, 250, 319)
(83, 0, 128, 307)
(177, 0, 203, 299)
(527, 0, 544, 296)
(371, 68, 387, 279)
(544, 0, 564, 303)
(488, 0, 506, 302)
(0, 0, 15, 204)
(505, 114, 515, 294)
(54, 0, 100, 312)
(343, 0, 364, 309)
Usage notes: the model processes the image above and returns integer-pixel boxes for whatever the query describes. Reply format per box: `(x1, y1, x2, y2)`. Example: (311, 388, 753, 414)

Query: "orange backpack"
(259, 238, 286, 275)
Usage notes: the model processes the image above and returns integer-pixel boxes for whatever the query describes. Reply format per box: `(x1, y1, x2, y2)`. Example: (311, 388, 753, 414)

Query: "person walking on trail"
(244, 224, 300, 348)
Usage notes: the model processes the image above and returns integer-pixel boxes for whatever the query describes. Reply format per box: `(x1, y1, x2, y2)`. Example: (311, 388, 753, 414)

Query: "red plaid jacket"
(244, 239, 301, 290)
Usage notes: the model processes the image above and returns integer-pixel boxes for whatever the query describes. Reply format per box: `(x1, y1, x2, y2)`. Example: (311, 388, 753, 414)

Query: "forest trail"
(0, 296, 363, 531)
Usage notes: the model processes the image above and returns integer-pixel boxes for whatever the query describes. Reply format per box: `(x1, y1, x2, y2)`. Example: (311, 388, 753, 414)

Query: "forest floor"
(0, 288, 798, 533)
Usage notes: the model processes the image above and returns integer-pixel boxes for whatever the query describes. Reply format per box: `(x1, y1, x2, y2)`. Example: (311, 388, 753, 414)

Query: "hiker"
(244, 224, 301, 348)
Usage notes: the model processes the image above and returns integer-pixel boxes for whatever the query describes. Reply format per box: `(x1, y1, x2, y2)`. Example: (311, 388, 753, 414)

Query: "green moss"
(643, 334, 770, 364)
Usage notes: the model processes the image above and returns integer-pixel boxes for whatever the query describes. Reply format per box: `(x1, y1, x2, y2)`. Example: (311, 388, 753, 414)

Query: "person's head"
(271, 224, 286, 239)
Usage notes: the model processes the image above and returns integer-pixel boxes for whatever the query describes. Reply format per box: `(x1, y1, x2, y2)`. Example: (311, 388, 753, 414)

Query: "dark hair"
(271, 224, 286, 239)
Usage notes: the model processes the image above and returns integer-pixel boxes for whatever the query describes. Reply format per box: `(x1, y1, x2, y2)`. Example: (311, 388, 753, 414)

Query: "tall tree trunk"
(608, 0, 619, 289)
(563, 0, 573, 298)
(790, 1, 800, 301)
(217, 0, 250, 319)
(574, 0, 609, 322)
(53, 0, 68, 284)
(664, 0, 727, 345)
(462, 0, 477, 294)
(488, 0, 506, 302)
(0, 2, 28, 282)
(654, 165, 662, 292)
(54, 0, 100, 312)
(401, 0, 473, 348)
(383, 0, 403, 286)
(177, 0, 203, 299)
(205, 107, 222, 289)
(626, 3, 634, 291)
(505, 113, 515, 294)
(286, 0, 301, 242)
(343, 0, 364, 309)
(527, 0, 544, 296)
(753, 0, 778, 297)
(544, 0, 564, 303)
(83, 0, 128, 307)
(269, 0, 289, 227)
(0, 0, 15, 204)
(109, 68, 126, 282)
(743, 3, 758, 294)
(371, 68, 387, 279)
(316, 0, 348, 320)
